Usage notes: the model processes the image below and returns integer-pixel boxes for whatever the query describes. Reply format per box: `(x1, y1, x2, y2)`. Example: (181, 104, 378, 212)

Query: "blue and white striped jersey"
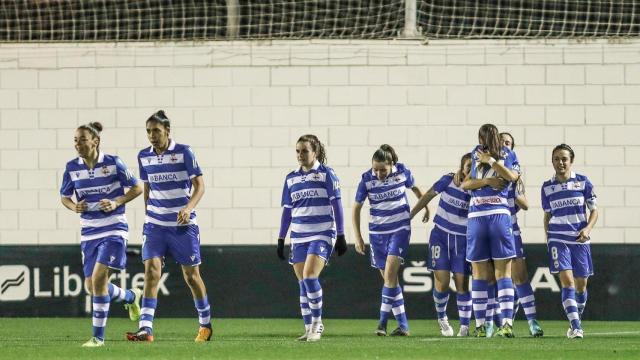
(138, 139, 202, 227)
(468, 145, 520, 218)
(60, 152, 138, 242)
(541, 172, 597, 244)
(354, 163, 415, 235)
(507, 183, 522, 236)
(281, 161, 341, 245)
(432, 173, 471, 236)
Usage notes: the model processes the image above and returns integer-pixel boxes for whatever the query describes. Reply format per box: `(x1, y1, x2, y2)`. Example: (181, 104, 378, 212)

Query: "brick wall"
(1, 39, 638, 245)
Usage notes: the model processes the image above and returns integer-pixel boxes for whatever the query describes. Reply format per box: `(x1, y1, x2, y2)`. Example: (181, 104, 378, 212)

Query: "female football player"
(353, 144, 425, 337)
(542, 144, 598, 339)
(60, 122, 143, 347)
(409, 153, 472, 337)
(277, 134, 347, 342)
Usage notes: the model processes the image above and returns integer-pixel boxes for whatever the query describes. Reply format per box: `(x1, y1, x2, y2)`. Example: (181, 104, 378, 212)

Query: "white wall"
(0, 39, 638, 246)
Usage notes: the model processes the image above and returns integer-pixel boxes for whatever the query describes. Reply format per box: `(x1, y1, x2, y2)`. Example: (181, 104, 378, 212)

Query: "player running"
(542, 144, 598, 339)
(500, 132, 543, 337)
(353, 145, 425, 337)
(409, 153, 472, 337)
(126, 111, 212, 342)
(461, 124, 520, 338)
(60, 122, 143, 347)
(277, 134, 347, 342)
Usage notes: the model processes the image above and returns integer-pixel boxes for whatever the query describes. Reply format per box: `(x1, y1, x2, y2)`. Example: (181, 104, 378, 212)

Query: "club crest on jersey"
(75, 171, 80, 179)
(101, 165, 110, 176)
(312, 174, 321, 181)
(170, 153, 178, 163)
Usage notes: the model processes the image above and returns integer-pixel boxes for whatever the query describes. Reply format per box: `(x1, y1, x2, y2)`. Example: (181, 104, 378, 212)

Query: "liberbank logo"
(0, 265, 30, 301)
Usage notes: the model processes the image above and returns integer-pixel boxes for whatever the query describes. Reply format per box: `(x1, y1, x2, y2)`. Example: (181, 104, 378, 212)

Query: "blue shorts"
(289, 240, 333, 264)
(369, 229, 410, 270)
(428, 226, 471, 275)
(466, 214, 516, 262)
(142, 223, 201, 266)
(81, 236, 127, 277)
(548, 241, 593, 278)
(514, 233, 525, 258)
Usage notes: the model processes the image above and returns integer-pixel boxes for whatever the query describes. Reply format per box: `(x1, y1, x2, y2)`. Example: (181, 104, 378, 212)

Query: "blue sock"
(485, 283, 496, 326)
(391, 286, 409, 331)
(433, 289, 450, 320)
(107, 283, 135, 304)
(576, 291, 588, 319)
(299, 281, 312, 329)
(471, 279, 488, 327)
(303, 278, 323, 323)
(512, 286, 520, 318)
(139, 297, 157, 335)
(456, 292, 472, 327)
(92, 295, 110, 340)
(561, 287, 581, 330)
(194, 296, 211, 328)
(497, 278, 515, 326)
(379, 286, 395, 326)
(515, 282, 537, 321)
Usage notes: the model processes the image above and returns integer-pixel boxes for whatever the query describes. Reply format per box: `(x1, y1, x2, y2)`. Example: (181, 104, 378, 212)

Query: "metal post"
(402, 0, 420, 38)
(226, 0, 239, 39)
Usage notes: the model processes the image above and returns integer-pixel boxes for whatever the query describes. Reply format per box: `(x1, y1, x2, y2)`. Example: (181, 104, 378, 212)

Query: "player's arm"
(577, 209, 598, 243)
(177, 175, 204, 225)
(61, 196, 87, 213)
(99, 182, 143, 212)
(476, 150, 519, 182)
(515, 179, 529, 210)
(352, 202, 366, 255)
(410, 186, 436, 221)
(543, 212, 551, 242)
(143, 182, 150, 205)
(461, 174, 507, 191)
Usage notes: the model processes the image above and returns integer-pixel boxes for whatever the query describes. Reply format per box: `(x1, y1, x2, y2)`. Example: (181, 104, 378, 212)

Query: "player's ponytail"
(478, 124, 501, 160)
(372, 144, 398, 165)
(297, 134, 326, 164)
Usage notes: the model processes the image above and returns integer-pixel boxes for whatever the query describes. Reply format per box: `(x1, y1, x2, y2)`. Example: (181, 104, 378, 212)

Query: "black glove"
(277, 238, 285, 260)
(335, 234, 347, 256)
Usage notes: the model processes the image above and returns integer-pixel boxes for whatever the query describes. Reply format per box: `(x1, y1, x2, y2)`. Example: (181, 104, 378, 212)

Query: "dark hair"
(552, 143, 575, 162)
(459, 152, 472, 173)
(297, 134, 326, 164)
(479, 124, 502, 160)
(372, 144, 398, 165)
(77, 122, 102, 149)
(146, 110, 171, 129)
(500, 132, 515, 150)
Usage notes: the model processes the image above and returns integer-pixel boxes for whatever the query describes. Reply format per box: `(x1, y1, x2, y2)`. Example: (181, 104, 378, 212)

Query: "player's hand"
(177, 207, 192, 225)
(277, 238, 285, 260)
(577, 227, 591, 243)
(486, 177, 508, 190)
(421, 207, 430, 223)
(335, 234, 348, 256)
(476, 149, 494, 165)
(99, 198, 119, 212)
(74, 200, 88, 213)
(354, 235, 366, 255)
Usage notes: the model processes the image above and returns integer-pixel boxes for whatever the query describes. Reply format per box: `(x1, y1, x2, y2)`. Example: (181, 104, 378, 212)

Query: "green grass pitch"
(1, 318, 639, 359)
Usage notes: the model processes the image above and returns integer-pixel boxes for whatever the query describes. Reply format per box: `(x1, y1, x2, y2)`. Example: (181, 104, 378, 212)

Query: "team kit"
(60, 114, 598, 347)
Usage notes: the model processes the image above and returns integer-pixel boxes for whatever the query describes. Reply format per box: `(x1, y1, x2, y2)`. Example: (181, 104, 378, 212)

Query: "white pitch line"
(587, 331, 640, 336)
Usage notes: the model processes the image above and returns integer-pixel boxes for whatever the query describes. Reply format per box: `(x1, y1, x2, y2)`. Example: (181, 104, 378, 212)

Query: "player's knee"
(183, 270, 202, 288)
